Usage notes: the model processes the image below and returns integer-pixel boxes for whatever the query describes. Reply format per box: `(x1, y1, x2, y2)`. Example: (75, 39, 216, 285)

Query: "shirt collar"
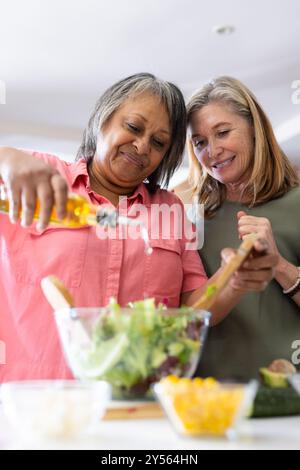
(70, 158, 151, 205)
(69, 158, 89, 186)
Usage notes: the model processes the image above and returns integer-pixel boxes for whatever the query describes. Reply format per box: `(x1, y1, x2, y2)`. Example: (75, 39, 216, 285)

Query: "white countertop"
(1, 402, 300, 450)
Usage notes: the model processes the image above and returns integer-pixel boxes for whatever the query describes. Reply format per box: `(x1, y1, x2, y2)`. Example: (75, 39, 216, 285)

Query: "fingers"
(231, 251, 277, 292)
(220, 247, 236, 265)
(238, 224, 258, 237)
(51, 174, 68, 220)
(238, 216, 271, 242)
(36, 182, 55, 231)
(222, 236, 277, 271)
(253, 238, 269, 254)
(221, 240, 277, 294)
(35, 174, 68, 230)
(237, 210, 247, 221)
(243, 253, 278, 270)
(230, 277, 269, 292)
(238, 215, 269, 226)
(238, 226, 271, 245)
(233, 267, 274, 283)
(6, 184, 21, 224)
(20, 186, 37, 227)
(1, 151, 69, 229)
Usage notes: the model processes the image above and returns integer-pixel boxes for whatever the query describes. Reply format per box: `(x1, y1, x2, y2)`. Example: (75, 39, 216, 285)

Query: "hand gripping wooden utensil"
(192, 234, 259, 311)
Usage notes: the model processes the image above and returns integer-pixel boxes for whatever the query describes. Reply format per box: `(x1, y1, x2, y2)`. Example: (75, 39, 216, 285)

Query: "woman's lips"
(212, 156, 236, 170)
(120, 152, 144, 169)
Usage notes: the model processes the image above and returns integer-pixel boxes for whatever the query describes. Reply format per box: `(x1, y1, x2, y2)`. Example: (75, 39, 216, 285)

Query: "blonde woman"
(179, 76, 300, 380)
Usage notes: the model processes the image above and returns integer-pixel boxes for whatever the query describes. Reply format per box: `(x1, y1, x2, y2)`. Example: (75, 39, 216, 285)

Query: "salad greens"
(74, 299, 204, 398)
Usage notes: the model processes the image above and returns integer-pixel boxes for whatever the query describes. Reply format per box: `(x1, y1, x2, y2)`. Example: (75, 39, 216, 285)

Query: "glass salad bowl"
(54, 300, 211, 399)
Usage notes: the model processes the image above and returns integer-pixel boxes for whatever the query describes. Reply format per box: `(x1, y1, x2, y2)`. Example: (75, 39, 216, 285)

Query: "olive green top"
(197, 187, 300, 381)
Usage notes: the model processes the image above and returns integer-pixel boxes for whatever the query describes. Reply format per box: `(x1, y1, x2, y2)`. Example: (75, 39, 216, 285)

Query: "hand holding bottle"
(0, 147, 68, 230)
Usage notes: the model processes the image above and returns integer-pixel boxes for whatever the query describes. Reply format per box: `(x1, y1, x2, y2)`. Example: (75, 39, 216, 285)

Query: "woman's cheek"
(198, 150, 209, 168)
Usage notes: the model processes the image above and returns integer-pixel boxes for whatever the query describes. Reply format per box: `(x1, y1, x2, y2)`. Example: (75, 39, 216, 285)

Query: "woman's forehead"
(121, 92, 165, 111)
(118, 93, 170, 129)
(190, 102, 241, 132)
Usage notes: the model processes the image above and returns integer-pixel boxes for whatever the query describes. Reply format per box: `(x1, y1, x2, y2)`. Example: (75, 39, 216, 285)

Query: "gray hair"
(77, 73, 187, 191)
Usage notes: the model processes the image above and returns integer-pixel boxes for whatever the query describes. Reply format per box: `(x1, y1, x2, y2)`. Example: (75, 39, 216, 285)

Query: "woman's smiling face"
(95, 92, 171, 188)
(189, 102, 255, 187)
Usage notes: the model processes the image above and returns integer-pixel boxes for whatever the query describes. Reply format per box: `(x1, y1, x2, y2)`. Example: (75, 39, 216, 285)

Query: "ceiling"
(0, 0, 299, 165)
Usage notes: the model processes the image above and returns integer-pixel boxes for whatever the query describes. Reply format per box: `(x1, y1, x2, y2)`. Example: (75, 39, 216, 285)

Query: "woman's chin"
(113, 172, 145, 187)
(210, 170, 239, 186)
(209, 173, 229, 185)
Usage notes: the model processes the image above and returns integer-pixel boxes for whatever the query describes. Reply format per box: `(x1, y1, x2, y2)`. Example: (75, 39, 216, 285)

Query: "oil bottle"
(0, 185, 97, 227)
(0, 185, 153, 253)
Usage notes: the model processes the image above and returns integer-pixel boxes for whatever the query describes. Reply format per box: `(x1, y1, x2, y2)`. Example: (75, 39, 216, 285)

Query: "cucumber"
(251, 386, 300, 418)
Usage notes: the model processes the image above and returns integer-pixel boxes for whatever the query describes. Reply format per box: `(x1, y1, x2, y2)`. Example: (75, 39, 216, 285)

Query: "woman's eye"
(153, 139, 164, 148)
(194, 139, 205, 149)
(218, 130, 230, 137)
(127, 123, 140, 132)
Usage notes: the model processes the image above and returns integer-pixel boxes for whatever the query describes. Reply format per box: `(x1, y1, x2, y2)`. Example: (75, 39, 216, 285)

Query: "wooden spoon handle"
(192, 234, 258, 311)
(41, 275, 75, 311)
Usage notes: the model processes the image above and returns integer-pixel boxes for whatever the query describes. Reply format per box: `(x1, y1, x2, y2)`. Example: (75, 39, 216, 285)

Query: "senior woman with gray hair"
(0, 73, 276, 382)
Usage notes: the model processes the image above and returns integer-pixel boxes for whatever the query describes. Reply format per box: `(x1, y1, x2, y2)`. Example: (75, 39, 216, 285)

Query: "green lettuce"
(79, 299, 201, 397)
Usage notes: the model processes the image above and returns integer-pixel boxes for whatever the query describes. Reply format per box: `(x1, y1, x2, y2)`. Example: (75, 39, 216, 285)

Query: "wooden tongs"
(41, 275, 75, 310)
(192, 234, 259, 310)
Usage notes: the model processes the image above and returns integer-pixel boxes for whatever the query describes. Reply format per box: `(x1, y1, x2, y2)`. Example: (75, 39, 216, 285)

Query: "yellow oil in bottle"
(0, 189, 97, 228)
(0, 186, 153, 253)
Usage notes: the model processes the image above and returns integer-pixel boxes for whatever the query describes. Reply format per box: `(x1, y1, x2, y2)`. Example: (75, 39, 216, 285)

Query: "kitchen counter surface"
(1, 402, 300, 450)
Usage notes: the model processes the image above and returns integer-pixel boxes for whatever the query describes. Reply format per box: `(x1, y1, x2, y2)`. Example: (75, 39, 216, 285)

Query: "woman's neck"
(87, 161, 136, 207)
(225, 168, 252, 203)
(225, 181, 248, 203)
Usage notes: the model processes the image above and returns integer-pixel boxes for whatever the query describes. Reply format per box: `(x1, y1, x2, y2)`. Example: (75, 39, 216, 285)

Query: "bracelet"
(283, 267, 300, 298)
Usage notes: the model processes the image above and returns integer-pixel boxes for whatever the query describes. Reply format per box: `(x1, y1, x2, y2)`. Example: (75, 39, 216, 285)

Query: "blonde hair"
(186, 76, 300, 218)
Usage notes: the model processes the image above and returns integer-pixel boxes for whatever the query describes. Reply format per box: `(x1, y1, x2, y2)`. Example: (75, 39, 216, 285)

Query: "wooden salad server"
(41, 275, 75, 310)
(192, 234, 259, 311)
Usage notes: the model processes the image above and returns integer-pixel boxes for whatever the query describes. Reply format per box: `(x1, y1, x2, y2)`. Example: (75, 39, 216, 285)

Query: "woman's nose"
(134, 136, 150, 155)
(206, 141, 222, 159)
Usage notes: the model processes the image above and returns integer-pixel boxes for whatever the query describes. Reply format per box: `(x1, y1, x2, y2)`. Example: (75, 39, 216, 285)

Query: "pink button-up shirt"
(0, 152, 207, 382)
